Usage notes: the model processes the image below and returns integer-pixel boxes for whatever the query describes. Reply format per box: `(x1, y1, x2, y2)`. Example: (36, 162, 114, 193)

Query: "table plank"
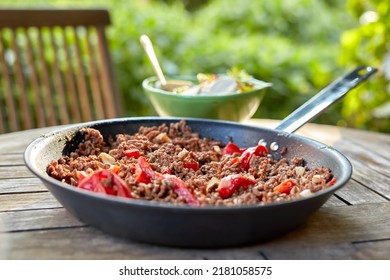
(0, 165, 34, 179)
(0, 126, 59, 154)
(335, 179, 389, 205)
(0, 133, 37, 154)
(2, 227, 268, 260)
(348, 159, 390, 199)
(0, 192, 61, 211)
(0, 208, 84, 232)
(0, 177, 47, 194)
(1, 202, 389, 260)
(0, 153, 25, 166)
(327, 136, 390, 178)
(256, 202, 390, 259)
(322, 195, 346, 207)
(353, 239, 390, 259)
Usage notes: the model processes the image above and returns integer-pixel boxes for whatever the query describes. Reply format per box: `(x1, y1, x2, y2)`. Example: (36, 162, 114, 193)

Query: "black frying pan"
(24, 66, 376, 247)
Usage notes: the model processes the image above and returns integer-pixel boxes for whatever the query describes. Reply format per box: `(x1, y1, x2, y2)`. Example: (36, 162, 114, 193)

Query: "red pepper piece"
(125, 149, 141, 158)
(253, 144, 268, 157)
(184, 161, 199, 171)
(222, 142, 244, 156)
(218, 174, 257, 199)
(103, 178, 117, 196)
(78, 169, 131, 198)
(76, 170, 87, 182)
(135, 157, 199, 205)
(78, 172, 106, 194)
(240, 145, 268, 170)
(273, 179, 295, 194)
(135, 156, 156, 184)
(328, 177, 337, 186)
(163, 174, 200, 206)
(162, 168, 172, 175)
(99, 169, 110, 180)
(231, 157, 240, 165)
(111, 173, 131, 197)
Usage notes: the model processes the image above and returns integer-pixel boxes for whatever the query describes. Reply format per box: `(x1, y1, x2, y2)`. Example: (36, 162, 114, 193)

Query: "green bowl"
(142, 76, 271, 122)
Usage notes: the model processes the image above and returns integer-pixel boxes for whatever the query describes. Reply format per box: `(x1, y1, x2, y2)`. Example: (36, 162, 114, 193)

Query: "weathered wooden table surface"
(0, 119, 389, 260)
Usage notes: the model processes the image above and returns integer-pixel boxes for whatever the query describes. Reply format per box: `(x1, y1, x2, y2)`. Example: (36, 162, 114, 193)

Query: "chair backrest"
(0, 9, 122, 133)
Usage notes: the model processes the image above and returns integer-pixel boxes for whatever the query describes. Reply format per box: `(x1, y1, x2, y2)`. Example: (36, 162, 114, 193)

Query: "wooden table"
(0, 119, 389, 260)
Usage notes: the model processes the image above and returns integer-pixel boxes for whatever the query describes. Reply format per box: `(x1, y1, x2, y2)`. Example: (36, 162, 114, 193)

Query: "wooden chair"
(0, 9, 123, 133)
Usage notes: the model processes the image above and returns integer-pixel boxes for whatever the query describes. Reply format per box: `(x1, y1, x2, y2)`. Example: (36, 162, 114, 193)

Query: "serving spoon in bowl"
(140, 34, 269, 95)
(140, 34, 192, 92)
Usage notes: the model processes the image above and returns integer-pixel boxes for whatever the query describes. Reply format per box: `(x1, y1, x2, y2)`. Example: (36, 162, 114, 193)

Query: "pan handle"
(274, 66, 377, 133)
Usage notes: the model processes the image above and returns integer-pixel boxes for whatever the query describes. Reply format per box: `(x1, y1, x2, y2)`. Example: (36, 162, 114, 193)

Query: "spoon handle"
(275, 66, 377, 133)
(140, 35, 167, 86)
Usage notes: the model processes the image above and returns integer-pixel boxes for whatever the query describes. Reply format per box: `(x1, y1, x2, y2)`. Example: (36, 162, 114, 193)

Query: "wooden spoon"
(140, 35, 192, 91)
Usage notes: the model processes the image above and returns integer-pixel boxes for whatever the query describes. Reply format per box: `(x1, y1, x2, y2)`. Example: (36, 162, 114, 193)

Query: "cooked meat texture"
(47, 120, 335, 206)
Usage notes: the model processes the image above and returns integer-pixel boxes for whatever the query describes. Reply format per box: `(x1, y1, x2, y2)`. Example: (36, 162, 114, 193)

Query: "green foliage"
(339, 0, 390, 132)
(107, 0, 354, 122)
(108, 0, 194, 115)
(4, 0, 388, 132)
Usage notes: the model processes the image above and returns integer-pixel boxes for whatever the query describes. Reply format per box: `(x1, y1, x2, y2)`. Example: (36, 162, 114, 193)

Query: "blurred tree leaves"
(2, 0, 388, 132)
(108, 0, 354, 123)
(339, 0, 390, 132)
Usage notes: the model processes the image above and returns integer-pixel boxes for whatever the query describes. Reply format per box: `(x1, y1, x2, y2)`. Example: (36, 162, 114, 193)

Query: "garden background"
(2, 0, 389, 133)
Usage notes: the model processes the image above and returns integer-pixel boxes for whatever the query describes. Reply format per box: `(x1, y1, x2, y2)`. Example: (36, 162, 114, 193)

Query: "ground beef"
(46, 120, 336, 206)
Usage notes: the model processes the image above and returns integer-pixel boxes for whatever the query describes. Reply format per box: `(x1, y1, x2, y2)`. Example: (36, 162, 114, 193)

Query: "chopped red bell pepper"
(76, 170, 87, 182)
(328, 177, 337, 186)
(184, 161, 199, 171)
(239, 145, 269, 170)
(231, 157, 241, 165)
(273, 179, 295, 195)
(222, 142, 244, 156)
(125, 148, 141, 158)
(163, 174, 200, 206)
(133, 157, 200, 205)
(111, 173, 131, 197)
(78, 171, 106, 193)
(134, 156, 157, 184)
(218, 174, 257, 199)
(77, 169, 131, 198)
